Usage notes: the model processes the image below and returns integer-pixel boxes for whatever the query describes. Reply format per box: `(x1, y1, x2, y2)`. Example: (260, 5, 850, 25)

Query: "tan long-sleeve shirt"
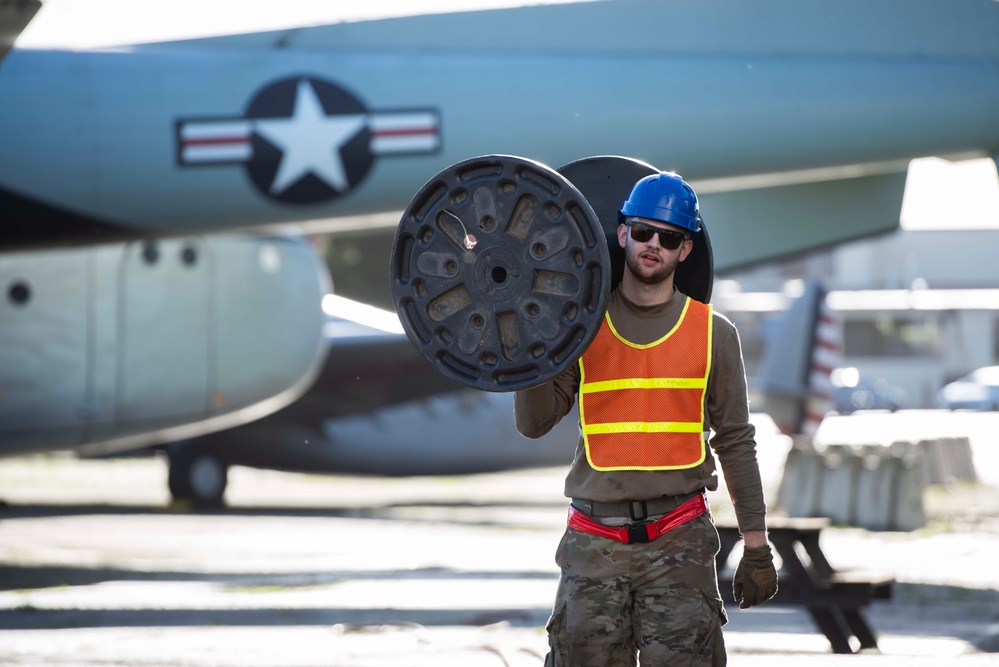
(515, 287, 767, 533)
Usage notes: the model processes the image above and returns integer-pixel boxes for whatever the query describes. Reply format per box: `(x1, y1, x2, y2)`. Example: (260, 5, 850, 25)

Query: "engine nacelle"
(0, 233, 330, 455)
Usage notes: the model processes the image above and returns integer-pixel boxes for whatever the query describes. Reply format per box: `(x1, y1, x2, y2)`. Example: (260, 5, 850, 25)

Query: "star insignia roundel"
(175, 75, 441, 204)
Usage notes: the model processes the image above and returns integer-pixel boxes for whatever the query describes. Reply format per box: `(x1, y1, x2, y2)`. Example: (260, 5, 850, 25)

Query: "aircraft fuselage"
(2, 0, 997, 250)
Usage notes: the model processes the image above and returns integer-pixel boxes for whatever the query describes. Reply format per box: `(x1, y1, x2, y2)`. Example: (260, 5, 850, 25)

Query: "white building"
(717, 228, 999, 408)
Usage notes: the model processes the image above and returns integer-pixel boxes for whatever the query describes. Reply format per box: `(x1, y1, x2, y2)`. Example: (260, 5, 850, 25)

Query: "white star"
(253, 79, 366, 195)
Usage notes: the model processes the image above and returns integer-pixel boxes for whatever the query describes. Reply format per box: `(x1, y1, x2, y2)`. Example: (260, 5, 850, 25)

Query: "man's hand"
(733, 544, 778, 609)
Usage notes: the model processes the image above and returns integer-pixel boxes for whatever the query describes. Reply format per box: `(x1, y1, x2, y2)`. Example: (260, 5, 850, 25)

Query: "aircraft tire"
(168, 445, 228, 508)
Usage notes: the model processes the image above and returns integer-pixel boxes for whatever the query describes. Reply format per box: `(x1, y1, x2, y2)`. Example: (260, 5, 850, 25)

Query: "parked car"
(938, 366, 999, 411)
(834, 379, 902, 414)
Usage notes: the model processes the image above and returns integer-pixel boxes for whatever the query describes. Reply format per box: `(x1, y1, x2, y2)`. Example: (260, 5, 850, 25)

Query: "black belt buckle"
(629, 500, 649, 522)
(627, 521, 653, 544)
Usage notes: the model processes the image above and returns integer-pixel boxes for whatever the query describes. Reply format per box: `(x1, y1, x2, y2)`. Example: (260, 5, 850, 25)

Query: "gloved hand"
(733, 544, 778, 609)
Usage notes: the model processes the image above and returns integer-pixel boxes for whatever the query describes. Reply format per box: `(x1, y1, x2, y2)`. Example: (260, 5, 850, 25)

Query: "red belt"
(567, 493, 708, 544)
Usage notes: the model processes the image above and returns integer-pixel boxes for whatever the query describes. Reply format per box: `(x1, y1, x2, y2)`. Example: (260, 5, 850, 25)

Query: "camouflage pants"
(544, 511, 728, 667)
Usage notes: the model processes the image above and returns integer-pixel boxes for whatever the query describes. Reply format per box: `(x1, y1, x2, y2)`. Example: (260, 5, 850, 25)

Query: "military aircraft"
(2, 0, 998, 472)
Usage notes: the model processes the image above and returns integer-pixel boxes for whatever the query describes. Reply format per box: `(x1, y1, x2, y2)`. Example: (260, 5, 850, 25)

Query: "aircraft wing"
(315, 312, 468, 420)
(698, 169, 909, 273)
(0, 0, 39, 64)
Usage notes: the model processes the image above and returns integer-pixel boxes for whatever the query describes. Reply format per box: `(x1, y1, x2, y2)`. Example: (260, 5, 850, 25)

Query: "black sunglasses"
(627, 221, 689, 250)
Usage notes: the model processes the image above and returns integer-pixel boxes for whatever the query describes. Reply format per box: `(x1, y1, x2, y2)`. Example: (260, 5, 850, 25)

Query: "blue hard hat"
(619, 171, 700, 233)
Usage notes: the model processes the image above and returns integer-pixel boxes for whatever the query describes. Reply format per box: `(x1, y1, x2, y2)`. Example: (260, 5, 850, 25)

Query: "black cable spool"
(389, 155, 611, 391)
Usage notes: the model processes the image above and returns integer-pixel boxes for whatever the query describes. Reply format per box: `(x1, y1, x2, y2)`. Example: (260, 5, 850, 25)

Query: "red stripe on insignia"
(371, 127, 438, 138)
(183, 137, 251, 147)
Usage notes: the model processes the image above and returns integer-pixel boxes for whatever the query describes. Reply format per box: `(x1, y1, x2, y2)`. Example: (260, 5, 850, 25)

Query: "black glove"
(733, 544, 778, 609)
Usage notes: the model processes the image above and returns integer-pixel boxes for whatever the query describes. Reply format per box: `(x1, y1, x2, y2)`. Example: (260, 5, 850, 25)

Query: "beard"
(624, 243, 681, 285)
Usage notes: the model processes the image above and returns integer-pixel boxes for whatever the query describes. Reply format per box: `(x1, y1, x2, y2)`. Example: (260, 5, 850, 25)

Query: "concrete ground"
(1, 418, 999, 666)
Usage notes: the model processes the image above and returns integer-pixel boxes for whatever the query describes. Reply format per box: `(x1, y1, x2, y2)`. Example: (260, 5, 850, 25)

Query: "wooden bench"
(715, 517, 894, 654)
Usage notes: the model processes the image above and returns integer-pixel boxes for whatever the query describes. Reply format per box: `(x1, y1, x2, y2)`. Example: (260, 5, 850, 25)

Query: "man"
(515, 171, 777, 666)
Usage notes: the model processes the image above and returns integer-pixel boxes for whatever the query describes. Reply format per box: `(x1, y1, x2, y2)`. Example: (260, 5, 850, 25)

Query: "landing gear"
(167, 443, 228, 507)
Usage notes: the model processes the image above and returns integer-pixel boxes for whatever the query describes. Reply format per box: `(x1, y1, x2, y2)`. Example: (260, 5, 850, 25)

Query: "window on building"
(844, 314, 942, 357)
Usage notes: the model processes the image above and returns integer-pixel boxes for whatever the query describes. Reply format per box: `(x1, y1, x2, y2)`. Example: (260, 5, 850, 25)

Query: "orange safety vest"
(579, 296, 712, 471)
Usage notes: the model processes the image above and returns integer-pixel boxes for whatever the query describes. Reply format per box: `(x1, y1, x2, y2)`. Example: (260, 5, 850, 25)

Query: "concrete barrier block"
(919, 437, 978, 486)
(888, 443, 927, 531)
(778, 438, 929, 531)
(775, 437, 824, 517)
(947, 436, 977, 482)
(853, 446, 894, 531)
(917, 438, 946, 485)
(815, 444, 861, 525)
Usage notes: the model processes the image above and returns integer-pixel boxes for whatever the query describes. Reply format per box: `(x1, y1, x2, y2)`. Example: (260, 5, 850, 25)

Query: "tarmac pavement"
(1, 430, 999, 666)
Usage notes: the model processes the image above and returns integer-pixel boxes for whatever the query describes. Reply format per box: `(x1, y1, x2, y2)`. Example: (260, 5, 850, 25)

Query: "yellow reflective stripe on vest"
(580, 377, 707, 394)
(582, 421, 705, 435)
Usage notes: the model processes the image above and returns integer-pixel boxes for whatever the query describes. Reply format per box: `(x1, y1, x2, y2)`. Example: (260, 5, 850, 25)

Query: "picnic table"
(716, 517, 894, 654)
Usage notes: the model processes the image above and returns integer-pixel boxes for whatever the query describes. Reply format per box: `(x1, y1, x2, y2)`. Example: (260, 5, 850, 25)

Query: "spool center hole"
(491, 266, 508, 284)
